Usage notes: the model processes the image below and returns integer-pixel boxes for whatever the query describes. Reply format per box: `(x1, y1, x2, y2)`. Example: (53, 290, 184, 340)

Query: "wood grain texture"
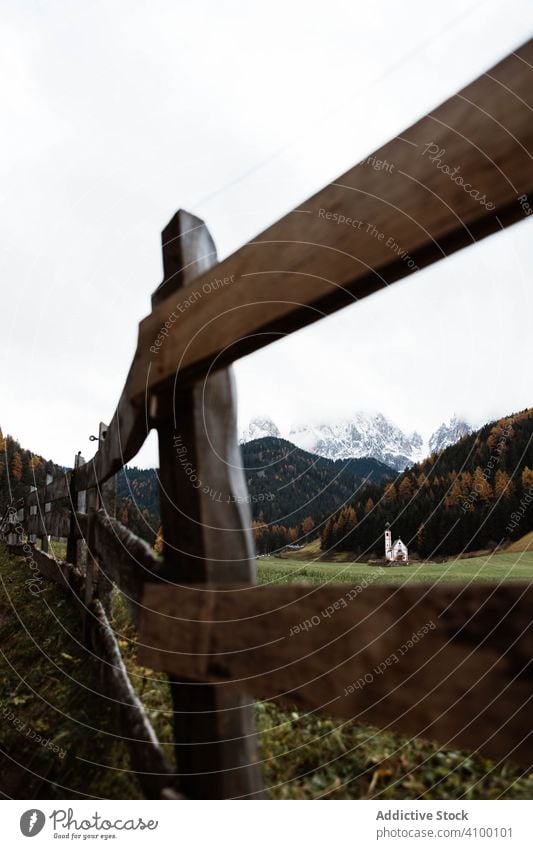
(85, 425, 117, 613)
(139, 581, 533, 766)
(75, 383, 148, 492)
(129, 42, 533, 401)
(154, 210, 258, 583)
(42, 472, 53, 552)
(154, 209, 264, 799)
(67, 452, 84, 564)
(26, 509, 71, 538)
(32, 547, 84, 595)
(26, 473, 70, 508)
(152, 209, 218, 309)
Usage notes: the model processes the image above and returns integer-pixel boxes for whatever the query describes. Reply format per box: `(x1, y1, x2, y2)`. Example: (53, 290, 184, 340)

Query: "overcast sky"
(1, 0, 532, 467)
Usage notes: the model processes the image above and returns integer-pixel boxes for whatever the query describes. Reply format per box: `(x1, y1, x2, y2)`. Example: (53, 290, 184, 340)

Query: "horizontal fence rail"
(139, 582, 533, 766)
(1, 41, 532, 798)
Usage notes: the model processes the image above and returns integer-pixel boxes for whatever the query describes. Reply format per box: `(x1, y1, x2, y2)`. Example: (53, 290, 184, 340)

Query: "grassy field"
(1, 542, 532, 799)
(41, 537, 533, 585)
(0, 546, 143, 798)
(258, 548, 533, 586)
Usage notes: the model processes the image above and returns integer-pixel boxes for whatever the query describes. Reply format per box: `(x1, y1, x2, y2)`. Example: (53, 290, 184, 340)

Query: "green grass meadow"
(258, 549, 533, 586)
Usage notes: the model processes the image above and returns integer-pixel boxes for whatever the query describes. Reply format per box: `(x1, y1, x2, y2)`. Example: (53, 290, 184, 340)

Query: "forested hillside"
(242, 437, 393, 552)
(322, 409, 533, 559)
(0, 428, 64, 518)
(115, 438, 394, 550)
(10, 407, 529, 564)
(3, 428, 393, 552)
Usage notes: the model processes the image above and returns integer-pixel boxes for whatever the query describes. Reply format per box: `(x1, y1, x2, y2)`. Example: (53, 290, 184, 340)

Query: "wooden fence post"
(96, 423, 116, 614)
(6, 504, 19, 550)
(66, 453, 83, 564)
(16, 505, 24, 547)
(98, 422, 116, 520)
(28, 486, 37, 545)
(84, 424, 115, 636)
(76, 456, 87, 568)
(42, 471, 53, 552)
(152, 209, 264, 799)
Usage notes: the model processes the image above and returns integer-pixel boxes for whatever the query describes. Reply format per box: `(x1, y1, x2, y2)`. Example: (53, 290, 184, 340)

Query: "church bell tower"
(384, 523, 392, 560)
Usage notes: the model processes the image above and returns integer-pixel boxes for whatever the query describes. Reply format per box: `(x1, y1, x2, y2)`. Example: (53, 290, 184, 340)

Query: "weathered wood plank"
(154, 209, 264, 799)
(25, 514, 44, 536)
(42, 472, 53, 552)
(97, 422, 117, 517)
(26, 473, 70, 508)
(82, 503, 98, 644)
(32, 547, 70, 588)
(32, 547, 84, 594)
(77, 510, 162, 626)
(32, 510, 71, 538)
(139, 581, 533, 766)
(48, 510, 70, 538)
(67, 452, 86, 564)
(27, 486, 37, 544)
(130, 42, 533, 402)
(92, 600, 176, 799)
(26, 509, 73, 538)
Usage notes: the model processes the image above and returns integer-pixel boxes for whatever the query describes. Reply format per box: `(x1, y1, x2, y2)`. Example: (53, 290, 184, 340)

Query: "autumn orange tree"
(10, 451, 23, 482)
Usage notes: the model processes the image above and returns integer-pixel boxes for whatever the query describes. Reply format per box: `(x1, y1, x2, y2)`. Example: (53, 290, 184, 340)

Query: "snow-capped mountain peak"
(428, 415, 471, 454)
(239, 416, 281, 443)
(288, 412, 424, 471)
(240, 412, 472, 471)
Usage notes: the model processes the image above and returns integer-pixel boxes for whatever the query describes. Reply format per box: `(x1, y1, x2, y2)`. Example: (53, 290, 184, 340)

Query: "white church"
(384, 523, 409, 563)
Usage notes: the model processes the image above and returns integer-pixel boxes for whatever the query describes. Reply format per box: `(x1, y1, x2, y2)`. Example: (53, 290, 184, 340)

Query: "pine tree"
(445, 479, 462, 507)
(398, 477, 413, 500)
(321, 517, 334, 550)
(382, 483, 397, 502)
(522, 467, 533, 491)
(287, 527, 298, 543)
(10, 451, 22, 481)
(472, 466, 492, 502)
(416, 472, 428, 489)
(494, 469, 513, 499)
(460, 471, 473, 494)
(301, 516, 315, 535)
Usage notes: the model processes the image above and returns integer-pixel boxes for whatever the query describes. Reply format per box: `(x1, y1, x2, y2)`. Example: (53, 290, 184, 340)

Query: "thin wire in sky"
(192, 0, 488, 213)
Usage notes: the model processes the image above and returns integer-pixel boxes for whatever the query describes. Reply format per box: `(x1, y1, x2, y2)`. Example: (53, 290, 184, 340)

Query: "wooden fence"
(1, 41, 533, 798)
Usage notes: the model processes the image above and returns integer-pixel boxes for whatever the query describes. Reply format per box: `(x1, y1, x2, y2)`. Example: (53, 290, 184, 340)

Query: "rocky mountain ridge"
(240, 412, 471, 471)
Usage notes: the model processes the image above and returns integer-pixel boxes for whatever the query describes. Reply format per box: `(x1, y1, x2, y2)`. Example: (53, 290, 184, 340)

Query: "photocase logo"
(20, 809, 46, 837)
